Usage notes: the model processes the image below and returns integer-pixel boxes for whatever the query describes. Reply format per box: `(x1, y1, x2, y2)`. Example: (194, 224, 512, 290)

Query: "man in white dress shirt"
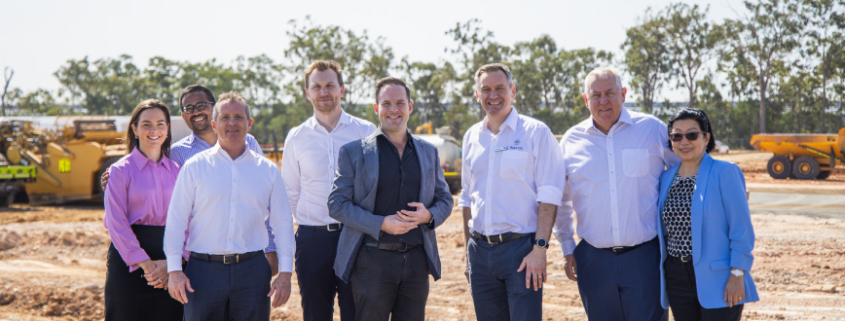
(554, 67, 679, 321)
(458, 63, 565, 321)
(165, 91, 295, 321)
(282, 60, 375, 321)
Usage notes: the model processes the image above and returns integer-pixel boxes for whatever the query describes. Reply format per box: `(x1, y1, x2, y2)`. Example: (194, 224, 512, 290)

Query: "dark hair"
(305, 60, 344, 89)
(475, 63, 514, 89)
(374, 77, 411, 104)
(127, 99, 172, 157)
(667, 108, 715, 153)
(179, 85, 215, 110)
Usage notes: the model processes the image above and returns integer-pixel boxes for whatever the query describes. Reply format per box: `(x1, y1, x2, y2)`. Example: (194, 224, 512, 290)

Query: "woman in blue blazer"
(657, 108, 758, 321)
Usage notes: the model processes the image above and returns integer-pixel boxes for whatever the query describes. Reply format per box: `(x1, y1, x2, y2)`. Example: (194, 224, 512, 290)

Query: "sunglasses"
(182, 101, 214, 114)
(671, 132, 702, 142)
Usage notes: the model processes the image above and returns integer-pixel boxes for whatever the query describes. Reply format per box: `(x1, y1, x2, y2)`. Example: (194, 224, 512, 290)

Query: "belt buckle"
(327, 224, 342, 232)
(493, 234, 504, 244)
(610, 247, 625, 254)
(398, 243, 408, 252)
(680, 255, 692, 263)
(223, 255, 238, 264)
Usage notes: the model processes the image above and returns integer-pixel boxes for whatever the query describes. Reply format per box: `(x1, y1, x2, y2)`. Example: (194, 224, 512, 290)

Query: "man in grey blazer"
(328, 77, 453, 321)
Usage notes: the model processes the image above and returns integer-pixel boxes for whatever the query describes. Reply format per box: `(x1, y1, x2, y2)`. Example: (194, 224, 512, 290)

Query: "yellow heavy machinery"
(749, 128, 845, 180)
(414, 121, 463, 194)
(1, 118, 127, 205)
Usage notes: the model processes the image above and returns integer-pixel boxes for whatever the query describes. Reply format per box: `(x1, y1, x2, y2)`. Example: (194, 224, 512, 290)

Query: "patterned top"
(662, 174, 696, 257)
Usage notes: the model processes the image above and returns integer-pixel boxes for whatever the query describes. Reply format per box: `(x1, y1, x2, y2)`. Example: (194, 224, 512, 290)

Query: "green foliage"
(6, 1, 845, 148)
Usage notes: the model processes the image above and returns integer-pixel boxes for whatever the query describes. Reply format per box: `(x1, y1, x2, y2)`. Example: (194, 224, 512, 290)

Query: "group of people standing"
(102, 60, 758, 321)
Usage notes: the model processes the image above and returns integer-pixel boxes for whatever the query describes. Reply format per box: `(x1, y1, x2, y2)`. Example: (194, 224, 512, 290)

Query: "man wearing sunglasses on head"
(555, 67, 679, 321)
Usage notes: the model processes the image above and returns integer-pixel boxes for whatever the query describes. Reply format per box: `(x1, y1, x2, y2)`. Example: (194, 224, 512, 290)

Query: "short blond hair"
(213, 91, 251, 120)
(583, 67, 623, 94)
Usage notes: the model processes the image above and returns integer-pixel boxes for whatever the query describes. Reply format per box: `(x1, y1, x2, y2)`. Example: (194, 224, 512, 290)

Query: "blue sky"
(0, 0, 745, 100)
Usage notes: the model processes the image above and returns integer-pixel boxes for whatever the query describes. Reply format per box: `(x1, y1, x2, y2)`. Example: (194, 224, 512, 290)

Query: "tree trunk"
(759, 89, 767, 134)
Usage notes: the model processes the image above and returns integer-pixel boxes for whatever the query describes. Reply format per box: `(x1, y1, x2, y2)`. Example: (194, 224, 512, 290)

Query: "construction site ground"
(0, 151, 842, 320)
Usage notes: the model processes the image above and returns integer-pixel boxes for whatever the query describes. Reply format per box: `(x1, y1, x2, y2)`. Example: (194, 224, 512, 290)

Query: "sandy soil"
(0, 152, 843, 321)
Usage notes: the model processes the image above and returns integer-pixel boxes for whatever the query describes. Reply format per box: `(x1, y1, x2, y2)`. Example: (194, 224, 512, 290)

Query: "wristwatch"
(535, 238, 549, 249)
(730, 268, 744, 277)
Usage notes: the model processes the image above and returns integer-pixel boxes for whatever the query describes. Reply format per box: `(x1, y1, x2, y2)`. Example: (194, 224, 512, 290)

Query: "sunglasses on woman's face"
(671, 132, 701, 142)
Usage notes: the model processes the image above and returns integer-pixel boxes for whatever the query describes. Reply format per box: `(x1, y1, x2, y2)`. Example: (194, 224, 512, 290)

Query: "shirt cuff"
(123, 249, 151, 269)
(457, 191, 471, 208)
(560, 239, 577, 256)
(278, 255, 293, 273)
(536, 185, 563, 206)
(167, 256, 183, 272)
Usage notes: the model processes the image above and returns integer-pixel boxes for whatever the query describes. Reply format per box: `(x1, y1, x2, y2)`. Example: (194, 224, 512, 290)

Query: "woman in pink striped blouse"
(103, 99, 182, 321)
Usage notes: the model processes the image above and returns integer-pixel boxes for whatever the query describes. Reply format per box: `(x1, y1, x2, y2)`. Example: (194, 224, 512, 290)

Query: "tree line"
(2, 0, 844, 148)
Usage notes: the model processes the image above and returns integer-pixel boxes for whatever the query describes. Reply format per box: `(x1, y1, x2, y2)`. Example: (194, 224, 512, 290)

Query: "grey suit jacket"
(328, 130, 453, 282)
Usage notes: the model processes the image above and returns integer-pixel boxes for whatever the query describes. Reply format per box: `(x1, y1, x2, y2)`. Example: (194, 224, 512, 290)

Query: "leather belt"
(365, 242, 420, 252)
(671, 255, 693, 263)
(601, 238, 655, 254)
(471, 232, 532, 245)
(299, 223, 343, 232)
(190, 250, 262, 264)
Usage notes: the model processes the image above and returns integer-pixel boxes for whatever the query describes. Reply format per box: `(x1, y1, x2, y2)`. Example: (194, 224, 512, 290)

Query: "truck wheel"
(792, 156, 820, 180)
(816, 170, 832, 180)
(767, 155, 792, 179)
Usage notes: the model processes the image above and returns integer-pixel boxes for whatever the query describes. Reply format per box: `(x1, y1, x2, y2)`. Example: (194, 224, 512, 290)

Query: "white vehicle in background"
(714, 140, 730, 153)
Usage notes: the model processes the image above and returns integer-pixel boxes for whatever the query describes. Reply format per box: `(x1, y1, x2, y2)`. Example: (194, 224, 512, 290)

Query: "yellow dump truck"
(749, 128, 845, 180)
(1, 119, 127, 205)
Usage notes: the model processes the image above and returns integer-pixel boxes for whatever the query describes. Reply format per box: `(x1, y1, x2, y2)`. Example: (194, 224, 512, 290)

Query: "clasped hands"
(380, 202, 432, 235)
(138, 259, 169, 290)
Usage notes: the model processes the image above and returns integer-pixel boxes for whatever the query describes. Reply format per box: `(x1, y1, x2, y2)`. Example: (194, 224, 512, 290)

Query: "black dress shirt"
(367, 132, 424, 246)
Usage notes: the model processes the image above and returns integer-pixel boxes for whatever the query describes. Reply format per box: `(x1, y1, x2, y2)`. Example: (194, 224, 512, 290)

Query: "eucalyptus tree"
(664, 3, 723, 109)
(721, 0, 804, 133)
(622, 8, 672, 113)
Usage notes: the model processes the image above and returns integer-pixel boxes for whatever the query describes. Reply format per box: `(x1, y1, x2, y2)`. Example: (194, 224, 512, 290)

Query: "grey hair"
(475, 63, 514, 90)
(212, 91, 251, 121)
(583, 67, 624, 94)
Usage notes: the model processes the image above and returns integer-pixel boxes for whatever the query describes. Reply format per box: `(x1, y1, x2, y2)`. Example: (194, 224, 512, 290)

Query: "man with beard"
(281, 60, 375, 321)
(328, 77, 453, 321)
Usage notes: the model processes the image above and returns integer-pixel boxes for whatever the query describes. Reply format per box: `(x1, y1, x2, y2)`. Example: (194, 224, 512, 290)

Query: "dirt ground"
(0, 151, 843, 321)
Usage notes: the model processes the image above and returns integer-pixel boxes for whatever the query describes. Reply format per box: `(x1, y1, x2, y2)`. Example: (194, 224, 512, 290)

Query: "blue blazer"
(657, 153, 759, 309)
(328, 131, 454, 282)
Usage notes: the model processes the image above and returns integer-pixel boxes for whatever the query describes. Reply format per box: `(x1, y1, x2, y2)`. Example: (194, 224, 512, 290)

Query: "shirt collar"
(483, 107, 519, 133)
(306, 109, 352, 130)
(374, 127, 414, 147)
(211, 142, 253, 161)
(189, 132, 212, 148)
(129, 147, 173, 172)
(586, 107, 633, 133)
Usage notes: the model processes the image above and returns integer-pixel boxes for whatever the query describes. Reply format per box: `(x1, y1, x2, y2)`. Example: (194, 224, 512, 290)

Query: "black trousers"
(350, 245, 429, 321)
(105, 225, 182, 321)
(664, 256, 744, 321)
(295, 226, 355, 321)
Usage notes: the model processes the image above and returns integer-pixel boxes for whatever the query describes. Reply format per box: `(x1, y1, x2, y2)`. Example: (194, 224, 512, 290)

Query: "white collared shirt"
(554, 108, 680, 255)
(164, 144, 295, 273)
(457, 108, 564, 235)
(281, 111, 376, 226)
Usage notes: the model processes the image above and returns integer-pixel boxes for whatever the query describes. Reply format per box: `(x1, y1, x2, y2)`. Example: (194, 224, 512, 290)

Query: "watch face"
(537, 239, 548, 248)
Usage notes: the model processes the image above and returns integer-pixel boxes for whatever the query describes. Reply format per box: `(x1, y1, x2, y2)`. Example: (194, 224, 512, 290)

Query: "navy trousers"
(468, 235, 542, 321)
(295, 226, 355, 321)
(184, 253, 271, 321)
(573, 238, 667, 321)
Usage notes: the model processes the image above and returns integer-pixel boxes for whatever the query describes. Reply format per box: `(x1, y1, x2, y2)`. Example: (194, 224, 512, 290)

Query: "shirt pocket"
(622, 149, 649, 177)
(500, 151, 529, 181)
